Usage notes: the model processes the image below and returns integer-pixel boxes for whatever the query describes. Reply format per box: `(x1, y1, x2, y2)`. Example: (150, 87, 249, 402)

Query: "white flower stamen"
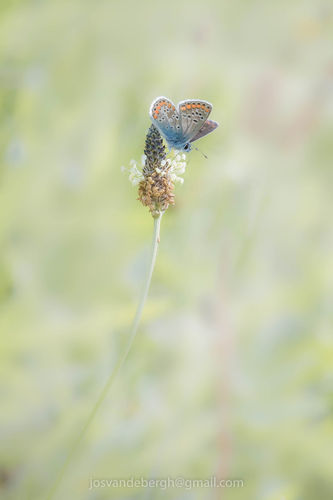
(123, 148, 187, 187)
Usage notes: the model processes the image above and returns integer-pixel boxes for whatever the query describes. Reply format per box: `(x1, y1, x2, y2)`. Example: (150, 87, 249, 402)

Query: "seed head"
(123, 124, 187, 218)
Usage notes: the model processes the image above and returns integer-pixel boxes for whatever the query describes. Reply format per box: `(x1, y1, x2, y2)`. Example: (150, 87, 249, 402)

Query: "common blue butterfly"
(150, 96, 218, 152)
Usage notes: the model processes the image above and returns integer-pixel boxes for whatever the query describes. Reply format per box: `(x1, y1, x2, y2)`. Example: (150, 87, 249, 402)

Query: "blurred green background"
(1, 0, 332, 499)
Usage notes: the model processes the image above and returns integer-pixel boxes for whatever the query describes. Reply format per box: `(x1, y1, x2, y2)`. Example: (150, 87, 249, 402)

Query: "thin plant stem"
(45, 213, 163, 500)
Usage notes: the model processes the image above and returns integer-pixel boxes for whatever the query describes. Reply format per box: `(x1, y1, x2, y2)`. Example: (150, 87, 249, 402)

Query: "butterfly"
(149, 96, 218, 152)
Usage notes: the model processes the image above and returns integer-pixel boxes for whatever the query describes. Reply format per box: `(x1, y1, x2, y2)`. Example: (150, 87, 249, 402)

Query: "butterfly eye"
(183, 143, 190, 151)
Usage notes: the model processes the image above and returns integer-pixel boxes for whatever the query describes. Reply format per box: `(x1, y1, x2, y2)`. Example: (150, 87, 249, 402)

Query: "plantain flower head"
(123, 125, 187, 218)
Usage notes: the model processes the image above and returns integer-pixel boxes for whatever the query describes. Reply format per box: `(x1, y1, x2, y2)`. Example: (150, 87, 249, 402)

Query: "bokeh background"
(1, 0, 332, 499)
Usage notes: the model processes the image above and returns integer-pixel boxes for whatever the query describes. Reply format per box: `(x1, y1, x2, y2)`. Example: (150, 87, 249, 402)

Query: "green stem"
(45, 213, 163, 500)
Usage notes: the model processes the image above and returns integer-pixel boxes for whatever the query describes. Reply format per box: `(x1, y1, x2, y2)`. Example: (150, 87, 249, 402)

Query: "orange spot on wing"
(153, 113, 158, 119)
(186, 104, 191, 109)
(181, 106, 186, 111)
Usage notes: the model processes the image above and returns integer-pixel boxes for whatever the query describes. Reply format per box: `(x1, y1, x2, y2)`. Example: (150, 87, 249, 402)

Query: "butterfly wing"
(150, 96, 184, 148)
(178, 99, 213, 143)
(189, 119, 219, 143)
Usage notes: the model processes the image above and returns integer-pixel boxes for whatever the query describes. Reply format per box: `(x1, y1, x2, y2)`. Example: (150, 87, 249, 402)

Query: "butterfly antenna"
(194, 147, 208, 160)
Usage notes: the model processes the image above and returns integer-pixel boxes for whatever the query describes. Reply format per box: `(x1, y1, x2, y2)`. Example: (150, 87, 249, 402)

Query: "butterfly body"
(149, 96, 218, 152)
